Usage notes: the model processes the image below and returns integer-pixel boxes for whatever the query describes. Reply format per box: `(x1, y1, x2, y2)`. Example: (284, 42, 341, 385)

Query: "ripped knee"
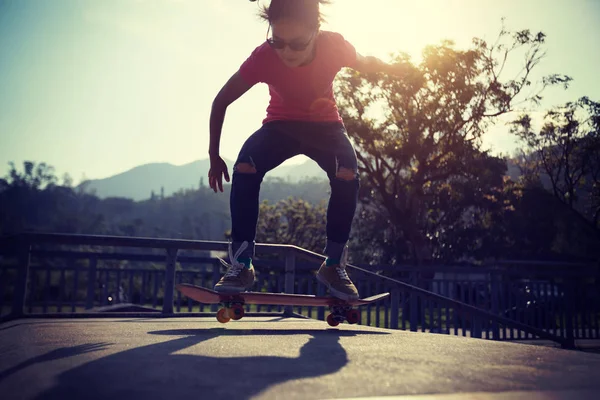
(235, 162, 257, 174)
(336, 167, 357, 181)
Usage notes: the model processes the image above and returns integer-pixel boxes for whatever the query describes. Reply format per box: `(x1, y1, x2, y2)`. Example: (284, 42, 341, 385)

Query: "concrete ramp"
(1, 317, 599, 399)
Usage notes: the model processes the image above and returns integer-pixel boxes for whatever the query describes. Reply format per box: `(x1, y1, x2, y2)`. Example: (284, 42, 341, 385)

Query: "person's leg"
(215, 122, 303, 292)
(300, 122, 360, 300)
(230, 121, 303, 259)
(301, 122, 359, 261)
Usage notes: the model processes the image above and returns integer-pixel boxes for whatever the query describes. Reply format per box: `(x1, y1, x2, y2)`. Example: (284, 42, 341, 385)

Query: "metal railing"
(1, 232, 598, 349)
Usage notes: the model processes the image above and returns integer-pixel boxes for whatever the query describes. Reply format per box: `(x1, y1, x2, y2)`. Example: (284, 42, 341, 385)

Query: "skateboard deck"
(175, 283, 390, 326)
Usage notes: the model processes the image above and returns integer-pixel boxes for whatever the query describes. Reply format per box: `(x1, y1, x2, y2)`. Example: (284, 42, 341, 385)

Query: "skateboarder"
(208, 0, 400, 300)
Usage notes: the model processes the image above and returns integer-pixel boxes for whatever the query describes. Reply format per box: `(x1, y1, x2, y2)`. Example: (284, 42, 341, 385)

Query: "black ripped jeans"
(230, 120, 359, 260)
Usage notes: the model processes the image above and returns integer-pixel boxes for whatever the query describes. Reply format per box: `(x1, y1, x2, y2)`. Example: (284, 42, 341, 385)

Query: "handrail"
(1, 232, 290, 252)
(289, 246, 572, 347)
(0, 232, 576, 347)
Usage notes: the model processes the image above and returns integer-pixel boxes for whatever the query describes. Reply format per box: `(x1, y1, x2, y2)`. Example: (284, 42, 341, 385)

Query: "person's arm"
(209, 71, 254, 158)
(351, 53, 423, 85)
(208, 71, 254, 192)
(351, 53, 392, 74)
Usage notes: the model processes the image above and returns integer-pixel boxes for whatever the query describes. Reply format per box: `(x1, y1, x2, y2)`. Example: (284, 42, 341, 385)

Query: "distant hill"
(79, 158, 328, 200)
(78, 155, 547, 202)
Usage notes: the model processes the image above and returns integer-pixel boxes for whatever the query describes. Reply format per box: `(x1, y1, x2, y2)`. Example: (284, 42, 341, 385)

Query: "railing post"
(211, 259, 220, 312)
(283, 249, 296, 317)
(490, 270, 500, 340)
(163, 248, 178, 315)
(409, 271, 418, 332)
(563, 278, 576, 349)
(472, 317, 482, 338)
(390, 288, 400, 329)
(85, 256, 98, 309)
(11, 239, 31, 318)
(317, 281, 326, 321)
(472, 282, 482, 338)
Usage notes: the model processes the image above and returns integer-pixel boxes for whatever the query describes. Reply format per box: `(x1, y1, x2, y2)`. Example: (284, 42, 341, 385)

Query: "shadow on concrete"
(0, 343, 111, 382)
(0, 321, 54, 332)
(32, 327, 386, 400)
(581, 347, 600, 354)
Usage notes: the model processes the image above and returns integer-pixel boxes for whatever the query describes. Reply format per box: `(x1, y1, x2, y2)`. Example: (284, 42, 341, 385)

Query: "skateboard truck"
(215, 294, 246, 323)
(326, 302, 360, 326)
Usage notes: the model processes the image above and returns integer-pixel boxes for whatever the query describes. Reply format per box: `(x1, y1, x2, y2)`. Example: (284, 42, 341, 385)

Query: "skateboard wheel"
(217, 308, 231, 323)
(346, 309, 360, 324)
(230, 304, 245, 320)
(326, 313, 340, 327)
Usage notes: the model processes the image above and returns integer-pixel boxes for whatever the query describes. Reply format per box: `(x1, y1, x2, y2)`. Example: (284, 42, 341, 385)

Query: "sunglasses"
(266, 25, 316, 52)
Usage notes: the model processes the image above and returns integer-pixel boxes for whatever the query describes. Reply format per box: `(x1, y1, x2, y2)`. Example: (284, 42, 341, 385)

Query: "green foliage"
(472, 178, 600, 261)
(255, 197, 327, 254)
(335, 23, 577, 264)
(0, 162, 330, 244)
(511, 96, 600, 230)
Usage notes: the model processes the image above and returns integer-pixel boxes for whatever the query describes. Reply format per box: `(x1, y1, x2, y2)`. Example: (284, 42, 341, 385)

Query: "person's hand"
(208, 155, 230, 193)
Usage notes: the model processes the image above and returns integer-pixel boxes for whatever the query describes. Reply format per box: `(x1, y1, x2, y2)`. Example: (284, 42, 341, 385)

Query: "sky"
(0, 0, 598, 184)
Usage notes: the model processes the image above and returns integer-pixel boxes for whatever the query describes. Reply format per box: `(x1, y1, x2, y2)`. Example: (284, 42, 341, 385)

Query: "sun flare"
(324, 1, 451, 61)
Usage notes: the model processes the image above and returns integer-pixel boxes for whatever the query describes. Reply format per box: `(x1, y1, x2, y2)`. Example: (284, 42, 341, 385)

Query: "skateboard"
(175, 283, 390, 326)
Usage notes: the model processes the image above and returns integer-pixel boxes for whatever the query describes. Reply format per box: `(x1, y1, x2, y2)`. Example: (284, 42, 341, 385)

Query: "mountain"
(79, 156, 538, 202)
(79, 158, 328, 200)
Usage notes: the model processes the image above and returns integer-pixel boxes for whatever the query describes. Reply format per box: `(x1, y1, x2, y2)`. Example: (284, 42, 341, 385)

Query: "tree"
(255, 197, 327, 254)
(0, 161, 60, 234)
(62, 173, 73, 188)
(4, 161, 58, 190)
(511, 96, 600, 231)
(335, 24, 571, 264)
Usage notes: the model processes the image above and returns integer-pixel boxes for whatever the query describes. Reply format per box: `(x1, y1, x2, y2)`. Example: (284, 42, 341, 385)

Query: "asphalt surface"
(1, 317, 599, 400)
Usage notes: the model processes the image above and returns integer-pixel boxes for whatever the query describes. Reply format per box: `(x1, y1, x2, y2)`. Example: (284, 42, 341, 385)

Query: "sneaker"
(214, 242, 255, 293)
(315, 247, 359, 300)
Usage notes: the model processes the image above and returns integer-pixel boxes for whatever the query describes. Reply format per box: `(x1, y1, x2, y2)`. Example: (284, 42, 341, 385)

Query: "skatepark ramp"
(1, 233, 598, 349)
(2, 316, 599, 400)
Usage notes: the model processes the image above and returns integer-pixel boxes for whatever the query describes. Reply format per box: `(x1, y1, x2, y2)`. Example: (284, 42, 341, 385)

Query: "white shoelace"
(335, 245, 350, 281)
(336, 267, 350, 281)
(218, 241, 249, 278)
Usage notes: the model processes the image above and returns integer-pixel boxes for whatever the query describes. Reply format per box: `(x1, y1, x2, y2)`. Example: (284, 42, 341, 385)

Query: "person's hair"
(258, 0, 331, 29)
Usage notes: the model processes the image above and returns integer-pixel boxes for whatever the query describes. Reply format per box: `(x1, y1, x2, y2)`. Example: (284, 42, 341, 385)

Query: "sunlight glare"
(325, 0, 467, 63)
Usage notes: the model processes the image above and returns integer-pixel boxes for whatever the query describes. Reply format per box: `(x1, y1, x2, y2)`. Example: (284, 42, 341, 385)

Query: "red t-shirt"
(239, 31, 357, 124)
